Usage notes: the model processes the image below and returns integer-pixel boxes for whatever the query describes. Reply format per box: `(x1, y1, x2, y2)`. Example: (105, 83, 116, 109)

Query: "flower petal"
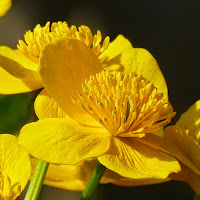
(31, 158, 89, 191)
(176, 99, 200, 134)
(0, 46, 40, 81)
(98, 137, 180, 179)
(31, 157, 122, 191)
(99, 34, 133, 70)
(0, 67, 43, 94)
(112, 177, 170, 187)
(0, 0, 11, 17)
(121, 48, 168, 98)
(18, 118, 111, 164)
(39, 38, 103, 126)
(0, 134, 31, 193)
(100, 47, 168, 98)
(170, 163, 200, 195)
(140, 126, 200, 176)
(34, 89, 68, 119)
(34, 89, 103, 128)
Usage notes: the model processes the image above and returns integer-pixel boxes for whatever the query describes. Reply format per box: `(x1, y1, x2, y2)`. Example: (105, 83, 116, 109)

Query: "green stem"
(24, 160, 49, 200)
(80, 162, 106, 200)
(193, 194, 200, 200)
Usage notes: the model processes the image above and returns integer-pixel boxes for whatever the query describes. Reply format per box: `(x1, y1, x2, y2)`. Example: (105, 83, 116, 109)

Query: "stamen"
(17, 21, 110, 64)
(72, 71, 175, 138)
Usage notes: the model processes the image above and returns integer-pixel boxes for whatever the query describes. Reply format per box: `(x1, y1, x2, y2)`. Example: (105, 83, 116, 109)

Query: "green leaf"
(0, 94, 32, 135)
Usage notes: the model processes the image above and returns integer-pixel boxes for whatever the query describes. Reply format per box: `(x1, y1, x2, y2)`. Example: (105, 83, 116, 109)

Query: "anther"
(72, 70, 175, 138)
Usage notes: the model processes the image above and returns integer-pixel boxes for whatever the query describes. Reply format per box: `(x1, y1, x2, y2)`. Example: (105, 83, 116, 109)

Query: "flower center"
(73, 70, 175, 138)
(0, 172, 21, 199)
(17, 21, 110, 64)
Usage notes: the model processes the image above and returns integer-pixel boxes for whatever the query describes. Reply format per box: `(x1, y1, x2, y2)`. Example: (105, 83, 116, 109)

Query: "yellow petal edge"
(0, 0, 11, 17)
(0, 134, 31, 199)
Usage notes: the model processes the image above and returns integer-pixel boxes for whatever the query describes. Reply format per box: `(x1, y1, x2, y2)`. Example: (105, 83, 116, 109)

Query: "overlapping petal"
(170, 163, 200, 195)
(0, 0, 11, 17)
(98, 137, 180, 179)
(31, 158, 124, 191)
(18, 118, 111, 165)
(0, 47, 39, 80)
(140, 126, 200, 176)
(99, 34, 133, 70)
(34, 89, 68, 119)
(39, 38, 103, 126)
(100, 35, 168, 97)
(0, 134, 31, 198)
(101, 41, 168, 98)
(31, 158, 91, 191)
(0, 67, 42, 94)
(35, 35, 132, 121)
(176, 99, 200, 141)
(137, 97, 200, 195)
(33, 156, 167, 191)
(139, 125, 200, 195)
(106, 48, 168, 98)
(0, 47, 42, 93)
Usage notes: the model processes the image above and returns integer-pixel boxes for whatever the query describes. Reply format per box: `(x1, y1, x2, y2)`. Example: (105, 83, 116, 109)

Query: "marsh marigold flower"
(0, 21, 124, 94)
(0, 0, 11, 17)
(19, 37, 180, 180)
(0, 20, 148, 190)
(140, 100, 200, 194)
(0, 134, 31, 199)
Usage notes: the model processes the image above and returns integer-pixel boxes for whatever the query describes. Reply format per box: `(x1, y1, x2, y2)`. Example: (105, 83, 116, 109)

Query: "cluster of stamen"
(17, 21, 110, 64)
(73, 71, 175, 138)
(0, 173, 21, 200)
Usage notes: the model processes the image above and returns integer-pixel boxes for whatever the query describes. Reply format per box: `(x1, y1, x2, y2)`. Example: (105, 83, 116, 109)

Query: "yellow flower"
(1, 20, 164, 190)
(0, 134, 31, 199)
(0, 0, 11, 17)
(139, 100, 200, 194)
(0, 21, 127, 94)
(19, 37, 180, 181)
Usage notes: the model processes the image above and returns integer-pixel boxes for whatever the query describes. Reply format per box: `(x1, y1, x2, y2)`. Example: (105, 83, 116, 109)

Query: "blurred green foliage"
(0, 94, 33, 135)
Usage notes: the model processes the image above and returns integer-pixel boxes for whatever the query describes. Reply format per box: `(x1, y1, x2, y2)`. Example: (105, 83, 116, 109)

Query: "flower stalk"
(80, 162, 106, 200)
(24, 160, 49, 200)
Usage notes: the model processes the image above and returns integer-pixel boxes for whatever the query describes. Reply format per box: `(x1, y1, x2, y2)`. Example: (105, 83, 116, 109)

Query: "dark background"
(0, 0, 199, 199)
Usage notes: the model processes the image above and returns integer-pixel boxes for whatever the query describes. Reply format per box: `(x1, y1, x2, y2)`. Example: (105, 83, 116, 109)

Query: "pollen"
(73, 71, 175, 138)
(17, 21, 110, 64)
(0, 172, 21, 199)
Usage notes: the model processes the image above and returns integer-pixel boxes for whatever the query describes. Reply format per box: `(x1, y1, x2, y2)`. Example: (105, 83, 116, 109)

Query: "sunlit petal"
(0, 0, 11, 17)
(98, 137, 180, 179)
(0, 67, 42, 94)
(140, 126, 200, 176)
(39, 38, 102, 126)
(0, 47, 39, 81)
(34, 89, 68, 119)
(0, 134, 31, 199)
(124, 48, 167, 98)
(19, 118, 111, 164)
(99, 34, 133, 70)
(176, 99, 200, 143)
